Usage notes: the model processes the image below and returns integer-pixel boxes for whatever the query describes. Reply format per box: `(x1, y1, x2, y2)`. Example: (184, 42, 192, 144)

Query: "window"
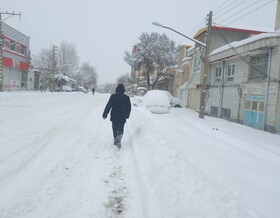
(4, 39, 10, 49)
(249, 53, 268, 80)
(16, 44, 21, 53)
(10, 41, 15, 51)
(215, 66, 222, 82)
(20, 45, 26, 55)
(221, 108, 231, 118)
(252, 101, 258, 111)
(259, 101, 264, 112)
(211, 106, 218, 116)
(245, 100, 251, 110)
(227, 64, 235, 81)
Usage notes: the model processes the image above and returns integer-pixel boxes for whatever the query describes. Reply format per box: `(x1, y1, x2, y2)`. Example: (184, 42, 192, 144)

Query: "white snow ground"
(0, 91, 279, 218)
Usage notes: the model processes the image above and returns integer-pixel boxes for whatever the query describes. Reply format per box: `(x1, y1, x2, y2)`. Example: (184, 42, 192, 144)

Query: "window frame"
(226, 64, 235, 82)
(214, 66, 222, 82)
(211, 106, 218, 116)
(221, 108, 231, 119)
(249, 53, 269, 80)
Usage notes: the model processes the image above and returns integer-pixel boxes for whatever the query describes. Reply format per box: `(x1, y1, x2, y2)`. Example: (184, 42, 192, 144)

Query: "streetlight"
(152, 15, 212, 119)
(152, 22, 206, 47)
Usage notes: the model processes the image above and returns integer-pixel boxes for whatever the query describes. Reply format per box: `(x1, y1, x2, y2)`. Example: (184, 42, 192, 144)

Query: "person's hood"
(115, 84, 125, 94)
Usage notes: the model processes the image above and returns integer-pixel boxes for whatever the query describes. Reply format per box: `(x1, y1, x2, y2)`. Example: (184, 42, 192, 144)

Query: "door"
(243, 96, 265, 130)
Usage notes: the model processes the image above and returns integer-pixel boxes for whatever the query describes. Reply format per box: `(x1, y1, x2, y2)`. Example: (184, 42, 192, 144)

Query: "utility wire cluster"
(0, 0, 55, 51)
(180, 0, 278, 82)
(213, 0, 275, 26)
(182, 0, 275, 46)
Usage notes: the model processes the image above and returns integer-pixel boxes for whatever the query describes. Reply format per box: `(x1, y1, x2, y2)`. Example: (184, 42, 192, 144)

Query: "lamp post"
(152, 22, 206, 47)
(152, 13, 212, 119)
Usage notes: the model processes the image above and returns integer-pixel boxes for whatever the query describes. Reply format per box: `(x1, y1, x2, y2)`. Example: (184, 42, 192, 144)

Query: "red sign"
(2, 57, 29, 70)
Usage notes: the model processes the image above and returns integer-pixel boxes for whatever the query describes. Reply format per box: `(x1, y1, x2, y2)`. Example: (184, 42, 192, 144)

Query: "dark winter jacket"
(102, 84, 131, 122)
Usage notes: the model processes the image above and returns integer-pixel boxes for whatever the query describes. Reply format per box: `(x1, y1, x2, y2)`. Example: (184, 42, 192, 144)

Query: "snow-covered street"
(0, 92, 279, 218)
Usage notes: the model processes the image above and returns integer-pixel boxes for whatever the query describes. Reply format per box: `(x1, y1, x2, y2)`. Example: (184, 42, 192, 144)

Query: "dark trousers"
(112, 121, 125, 139)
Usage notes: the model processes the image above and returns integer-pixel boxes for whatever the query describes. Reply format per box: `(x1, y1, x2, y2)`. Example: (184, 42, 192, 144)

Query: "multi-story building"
(186, 26, 264, 112)
(0, 22, 31, 91)
(207, 31, 280, 133)
(172, 44, 192, 107)
(185, 0, 280, 134)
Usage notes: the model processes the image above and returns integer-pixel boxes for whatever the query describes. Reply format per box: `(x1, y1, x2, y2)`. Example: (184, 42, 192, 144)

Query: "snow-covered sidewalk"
(0, 92, 279, 218)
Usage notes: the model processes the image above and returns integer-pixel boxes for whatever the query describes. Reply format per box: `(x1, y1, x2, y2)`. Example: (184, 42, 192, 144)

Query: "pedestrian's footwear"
(114, 138, 121, 146)
(114, 136, 121, 149)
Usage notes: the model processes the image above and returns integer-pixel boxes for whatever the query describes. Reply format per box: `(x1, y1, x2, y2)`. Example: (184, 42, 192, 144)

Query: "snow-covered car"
(163, 91, 182, 108)
(77, 86, 88, 93)
(62, 85, 72, 92)
(143, 90, 170, 114)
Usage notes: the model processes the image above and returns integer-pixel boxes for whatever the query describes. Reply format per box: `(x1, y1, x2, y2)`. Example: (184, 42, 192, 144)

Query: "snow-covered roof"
(211, 31, 280, 56)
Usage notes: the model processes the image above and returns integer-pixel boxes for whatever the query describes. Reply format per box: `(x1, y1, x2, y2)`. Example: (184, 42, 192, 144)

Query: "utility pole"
(199, 11, 212, 119)
(51, 45, 57, 91)
(0, 11, 21, 91)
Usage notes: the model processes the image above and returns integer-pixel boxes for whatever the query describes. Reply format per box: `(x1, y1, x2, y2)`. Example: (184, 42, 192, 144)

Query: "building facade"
(186, 26, 264, 112)
(207, 32, 280, 133)
(0, 23, 31, 91)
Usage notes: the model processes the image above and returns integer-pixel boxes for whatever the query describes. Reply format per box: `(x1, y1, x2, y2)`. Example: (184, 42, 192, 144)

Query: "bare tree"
(58, 40, 79, 75)
(116, 73, 133, 86)
(32, 48, 52, 71)
(74, 62, 97, 89)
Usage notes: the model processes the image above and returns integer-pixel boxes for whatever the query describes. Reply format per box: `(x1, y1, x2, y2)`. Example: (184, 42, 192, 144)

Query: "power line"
(224, 0, 274, 26)
(216, 0, 263, 24)
(1, 0, 54, 48)
(214, 0, 251, 20)
(180, 16, 208, 46)
(213, 0, 233, 12)
(214, 0, 238, 16)
(188, 17, 207, 37)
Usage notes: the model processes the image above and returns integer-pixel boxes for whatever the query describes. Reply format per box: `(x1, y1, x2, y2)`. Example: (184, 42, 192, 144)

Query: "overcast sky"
(1, 0, 277, 84)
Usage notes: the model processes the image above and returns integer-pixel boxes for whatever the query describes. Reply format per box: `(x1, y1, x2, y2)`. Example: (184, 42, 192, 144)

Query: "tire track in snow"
(0, 94, 105, 217)
(0, 104, 85, 185)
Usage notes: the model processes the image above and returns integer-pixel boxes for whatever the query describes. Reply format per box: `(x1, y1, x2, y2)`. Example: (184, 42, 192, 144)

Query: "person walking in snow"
(102, 84, 131, 149)
(92, 88, 95, 95)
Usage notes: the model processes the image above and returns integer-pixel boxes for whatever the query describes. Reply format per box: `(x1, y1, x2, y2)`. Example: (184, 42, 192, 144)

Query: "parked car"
(163, 91, 182, 108)
(143, 90, 170, 114)
(77, 86, 88, 93)
(61, 85, 72, 92)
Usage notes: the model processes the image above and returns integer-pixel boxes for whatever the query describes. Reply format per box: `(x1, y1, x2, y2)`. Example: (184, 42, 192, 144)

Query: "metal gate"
(243, 95, 265, 130)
